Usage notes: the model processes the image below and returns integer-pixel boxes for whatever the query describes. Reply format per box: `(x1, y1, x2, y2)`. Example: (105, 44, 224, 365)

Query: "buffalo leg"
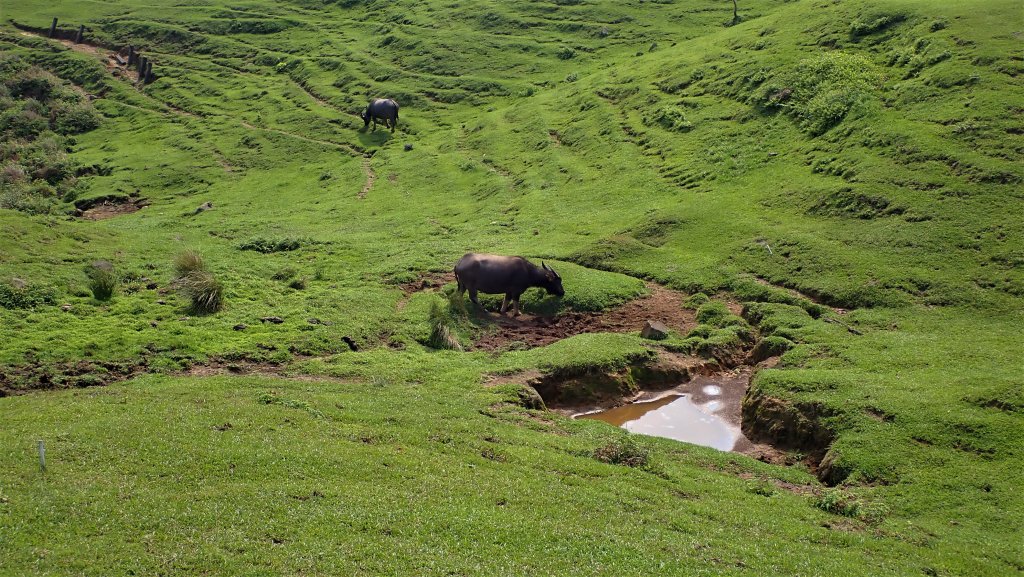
(512, 298, 521, 317)
(468, 288, 479, 307)
(499, 295, 510, 314)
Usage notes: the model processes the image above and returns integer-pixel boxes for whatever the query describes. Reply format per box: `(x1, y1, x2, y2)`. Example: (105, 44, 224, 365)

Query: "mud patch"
(75, 195, 149, 220)
(0, 359, 148, 395)
(471, 283, 698, 351)
(741, 389, 843, 483)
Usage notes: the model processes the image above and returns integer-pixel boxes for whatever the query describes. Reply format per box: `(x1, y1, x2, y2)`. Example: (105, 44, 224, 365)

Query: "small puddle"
(576, 371, 754, 452)
(582, 394, 737, 451)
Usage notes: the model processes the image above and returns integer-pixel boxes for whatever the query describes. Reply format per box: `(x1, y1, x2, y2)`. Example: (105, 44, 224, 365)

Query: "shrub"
(814, 488, 862, 517)
(0, 280, 57, 309)
(85, 260, 117, 301)
(683, 292, 710, 308)
(593, 436, 651, 468)
(650, 106, 694, 133)
(762, 52, 879, 135)
(695, 301, 731, 325)
(173, 250, 206, 279)
(288, 277, 307, 290)
(51, 101, 101, 135)
(238, 237, 302, 253)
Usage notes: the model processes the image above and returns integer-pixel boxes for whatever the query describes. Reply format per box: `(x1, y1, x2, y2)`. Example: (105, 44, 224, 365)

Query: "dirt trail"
(19, 31, 114, 63)
(359, 156, 375, 199)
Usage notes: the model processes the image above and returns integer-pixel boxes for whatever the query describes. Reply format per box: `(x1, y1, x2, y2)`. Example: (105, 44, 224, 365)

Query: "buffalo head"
(541, 262, 565, 297)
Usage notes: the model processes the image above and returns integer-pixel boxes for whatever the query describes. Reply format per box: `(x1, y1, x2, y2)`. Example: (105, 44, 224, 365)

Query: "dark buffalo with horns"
(454, 253, 564, 317)
(361, 98, 399, 132)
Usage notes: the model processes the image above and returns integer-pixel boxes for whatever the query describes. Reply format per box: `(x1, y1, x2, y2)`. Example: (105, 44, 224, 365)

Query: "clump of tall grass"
(593, 436, 651, 468)
(173, 250, 223, 314)
(173, 250, 206, 279)
(427, 299, 463, 351)
(85, 260, 117, 301)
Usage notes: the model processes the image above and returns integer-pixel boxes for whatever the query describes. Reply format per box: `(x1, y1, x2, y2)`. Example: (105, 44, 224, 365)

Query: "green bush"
(0, 280, 57, 309)
(695, 301, 731, 325)
(683, 292, 710, 308)
(51, 101, 102, 135)
(814, 488, 862, 517)
(650, 106, 694, 133)
(85, 261, 117, 301)
(763, 51, 879, 135)
(238, 237, 302, 253)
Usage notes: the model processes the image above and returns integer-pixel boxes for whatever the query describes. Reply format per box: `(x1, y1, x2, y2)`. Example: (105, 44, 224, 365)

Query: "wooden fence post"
(138, 56, 147, 82)
(48, 18, 58, 38)
(145, 61, 153, 84)
(74, 24, 84, 44)
(127, 45, 135, 66)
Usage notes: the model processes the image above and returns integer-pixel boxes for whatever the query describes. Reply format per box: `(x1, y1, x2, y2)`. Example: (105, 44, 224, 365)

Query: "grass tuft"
(173, 250, 206, 279)
(593, 436, 651, 468)
(85, 261, 117, 301)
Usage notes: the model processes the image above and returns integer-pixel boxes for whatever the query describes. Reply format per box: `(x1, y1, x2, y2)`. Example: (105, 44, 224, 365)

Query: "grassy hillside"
(1, 0, 1022, 575)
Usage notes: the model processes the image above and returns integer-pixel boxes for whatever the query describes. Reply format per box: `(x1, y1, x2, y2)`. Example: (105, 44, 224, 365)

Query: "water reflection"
(581, 393, 737, 451)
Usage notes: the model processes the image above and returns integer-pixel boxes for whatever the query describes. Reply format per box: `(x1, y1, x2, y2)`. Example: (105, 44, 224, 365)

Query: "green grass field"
(1, 0, 1022, 574)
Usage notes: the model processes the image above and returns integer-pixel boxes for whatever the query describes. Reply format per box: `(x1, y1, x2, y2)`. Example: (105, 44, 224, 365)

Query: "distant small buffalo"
(454, 253, 564, 317)
(361, 98, 399, 132)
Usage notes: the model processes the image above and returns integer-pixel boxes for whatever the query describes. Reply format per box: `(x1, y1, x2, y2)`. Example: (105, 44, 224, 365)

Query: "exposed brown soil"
(77, 196, 149, 220)
(471, 283, 698, 352)
(0, 359, 149, 396)
(741, 389, 843, 483)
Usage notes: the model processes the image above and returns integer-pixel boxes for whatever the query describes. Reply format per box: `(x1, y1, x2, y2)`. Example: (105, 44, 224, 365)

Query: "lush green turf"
(1, 0, 1022, 574)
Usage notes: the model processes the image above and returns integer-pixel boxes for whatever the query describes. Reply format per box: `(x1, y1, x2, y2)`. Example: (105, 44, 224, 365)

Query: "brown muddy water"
(578, 371, 755, 453)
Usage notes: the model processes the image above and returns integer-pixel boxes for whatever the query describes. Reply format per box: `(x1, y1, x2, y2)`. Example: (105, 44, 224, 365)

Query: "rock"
(517, 385, 546, 410)
(10, 278, 27, 289)
(146, 282, 159, 290)
(404, 143, 413, 151)
(156, 299, 166, 305)
(342, 336, 358, 351)
(640, 320, 670, 340)
(233, 323, 247, 331)
(150, 321, 158, 327)
(193, 202, 213, 215)
(260, 316, 284, 324)
(61, 304, 73, 312)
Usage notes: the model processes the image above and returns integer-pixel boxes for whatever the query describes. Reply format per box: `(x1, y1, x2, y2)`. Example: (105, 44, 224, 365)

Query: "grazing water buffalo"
(361, 98, 399, 132)
(454, 253, 564, 317)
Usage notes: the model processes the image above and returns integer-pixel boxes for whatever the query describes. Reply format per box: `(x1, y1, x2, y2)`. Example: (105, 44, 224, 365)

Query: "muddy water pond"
(578, 372, 755, 453)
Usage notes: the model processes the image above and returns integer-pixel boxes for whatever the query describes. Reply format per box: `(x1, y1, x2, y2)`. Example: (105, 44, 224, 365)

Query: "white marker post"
(37, 440, 45, 473)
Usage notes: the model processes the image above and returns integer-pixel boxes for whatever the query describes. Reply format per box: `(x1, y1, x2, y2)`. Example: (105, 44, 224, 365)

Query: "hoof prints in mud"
(402, 275, 699, 351)
(473, 284, 697, 351)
